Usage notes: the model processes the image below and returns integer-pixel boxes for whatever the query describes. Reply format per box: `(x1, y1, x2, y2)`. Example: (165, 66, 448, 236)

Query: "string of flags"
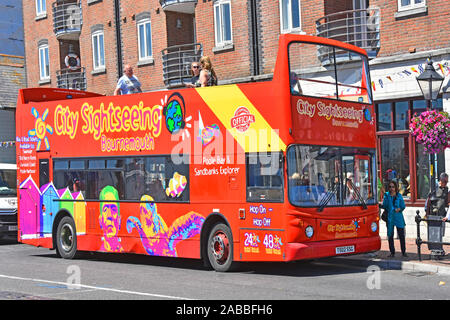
(0, 141, 15, 148)
(370, 61, 450, 92)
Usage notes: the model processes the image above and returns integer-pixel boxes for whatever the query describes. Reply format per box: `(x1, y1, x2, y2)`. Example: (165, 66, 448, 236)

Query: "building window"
(214, 0, 232, 47)
(36, 0, 46, 16)
(92, 30, 105, 70)
(280, 0, 302, 33)
(398, 0, 426, 11)
(38, 43, 50, 81)
(137, 18, 152, 61)
(376, 98, 444, 203)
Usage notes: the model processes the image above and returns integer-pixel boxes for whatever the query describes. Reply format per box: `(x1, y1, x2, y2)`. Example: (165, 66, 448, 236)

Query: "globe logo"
(165, 99, 184, 134)
(364, 108, 372, 122)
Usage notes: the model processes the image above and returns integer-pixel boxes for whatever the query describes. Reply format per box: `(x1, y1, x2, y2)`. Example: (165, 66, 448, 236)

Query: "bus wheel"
(56, 216, 77, 259)
(207, 223, 237, 272)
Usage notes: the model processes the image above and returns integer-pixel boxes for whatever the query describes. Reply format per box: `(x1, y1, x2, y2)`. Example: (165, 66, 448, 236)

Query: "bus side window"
(246, 152, 284, 202)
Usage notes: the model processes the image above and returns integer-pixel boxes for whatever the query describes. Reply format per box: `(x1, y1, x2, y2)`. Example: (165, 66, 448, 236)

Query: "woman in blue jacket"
(381, 180, 407, 257)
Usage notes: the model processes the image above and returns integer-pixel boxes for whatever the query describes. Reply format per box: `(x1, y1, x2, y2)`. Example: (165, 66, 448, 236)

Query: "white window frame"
(214, 0, 233, 47)
(137, 18, 153, 61)
(91, 30, 105, 70)
(279, 0, 303, 34)
(35, 0, 46, 16)
(38, 44, 50, 81)
(397, 0, 426, 11)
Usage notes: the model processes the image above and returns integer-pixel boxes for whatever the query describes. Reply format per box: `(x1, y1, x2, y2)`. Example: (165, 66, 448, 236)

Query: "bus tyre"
(207, 223, 237, 272)
(56, 216, 77, 259)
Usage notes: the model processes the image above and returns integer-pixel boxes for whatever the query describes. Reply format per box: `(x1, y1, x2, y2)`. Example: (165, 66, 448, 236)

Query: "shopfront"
(370, 51, 450, 239)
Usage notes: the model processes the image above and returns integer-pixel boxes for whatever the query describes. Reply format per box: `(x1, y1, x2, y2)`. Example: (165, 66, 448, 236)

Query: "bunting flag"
(0, 141, 15, 148)
(370, 61, 450, 92)
(438, 63, 446, 77)
(418, 64, 424, 73)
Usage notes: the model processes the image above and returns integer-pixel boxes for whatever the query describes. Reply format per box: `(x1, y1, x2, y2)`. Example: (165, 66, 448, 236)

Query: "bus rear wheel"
(55, 216, 77, 259)
(207, 223, 237, 272)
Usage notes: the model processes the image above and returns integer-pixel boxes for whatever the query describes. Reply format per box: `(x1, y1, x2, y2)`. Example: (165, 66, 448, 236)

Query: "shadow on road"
(0, 236, 19, 245)
(30, 248, 365, 278)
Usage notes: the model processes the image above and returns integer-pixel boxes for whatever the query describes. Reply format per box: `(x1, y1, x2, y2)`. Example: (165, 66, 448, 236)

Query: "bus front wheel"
(55, 216, 77, 259)
(207, 223, 237, 272)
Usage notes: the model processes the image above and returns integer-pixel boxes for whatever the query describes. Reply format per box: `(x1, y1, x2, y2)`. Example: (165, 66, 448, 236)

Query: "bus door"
(18, 153, 49, 239)
(37, 152, 56, 236)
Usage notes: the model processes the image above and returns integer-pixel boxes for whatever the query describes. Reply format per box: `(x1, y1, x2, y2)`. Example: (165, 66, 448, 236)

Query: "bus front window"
(287, 145, 376, 209)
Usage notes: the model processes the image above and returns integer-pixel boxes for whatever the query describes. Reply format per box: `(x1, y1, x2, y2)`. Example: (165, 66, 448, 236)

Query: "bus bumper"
(285, 235, 381, 261)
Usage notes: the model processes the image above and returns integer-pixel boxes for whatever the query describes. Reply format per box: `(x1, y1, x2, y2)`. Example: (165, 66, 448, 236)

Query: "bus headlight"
(371, 222, 378, 232)
(305, 225, 314, 238)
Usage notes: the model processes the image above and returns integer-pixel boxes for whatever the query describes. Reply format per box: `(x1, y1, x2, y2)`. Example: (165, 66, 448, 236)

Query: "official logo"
(231, 106, 255, 133)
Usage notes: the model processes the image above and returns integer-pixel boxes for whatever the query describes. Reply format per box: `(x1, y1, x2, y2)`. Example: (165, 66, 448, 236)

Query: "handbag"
(381, 209, 388, 222)
(381, 194, 397, 223)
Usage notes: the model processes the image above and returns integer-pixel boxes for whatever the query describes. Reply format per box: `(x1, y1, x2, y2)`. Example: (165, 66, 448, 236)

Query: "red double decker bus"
(16, 34, 380, 272)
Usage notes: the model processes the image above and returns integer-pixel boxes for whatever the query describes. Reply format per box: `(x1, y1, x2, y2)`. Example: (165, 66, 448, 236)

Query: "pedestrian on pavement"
(381, 180, 407, 257)
(436, 173, 450, 236)
(114, 64, 142, 95)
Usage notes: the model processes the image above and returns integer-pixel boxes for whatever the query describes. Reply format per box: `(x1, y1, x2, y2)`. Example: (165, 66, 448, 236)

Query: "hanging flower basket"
(410, 109, 450, 154)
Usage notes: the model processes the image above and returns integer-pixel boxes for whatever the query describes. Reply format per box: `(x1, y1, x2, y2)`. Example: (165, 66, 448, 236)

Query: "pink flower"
(410, 110, 450, 154)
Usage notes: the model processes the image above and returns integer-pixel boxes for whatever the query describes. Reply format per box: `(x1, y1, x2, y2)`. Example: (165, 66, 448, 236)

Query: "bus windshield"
(0, 169, 17, 197)
(288, 41, 372, 104)
(287, 145, 377, 209)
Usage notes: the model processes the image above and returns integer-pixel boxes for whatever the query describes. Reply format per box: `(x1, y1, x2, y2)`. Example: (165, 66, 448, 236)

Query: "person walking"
(114, 64, 142, 95)
(381, 180, 407, 257)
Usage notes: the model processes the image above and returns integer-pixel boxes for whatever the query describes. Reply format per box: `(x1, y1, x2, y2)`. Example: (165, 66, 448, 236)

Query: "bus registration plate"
(336, 245, 355, 255)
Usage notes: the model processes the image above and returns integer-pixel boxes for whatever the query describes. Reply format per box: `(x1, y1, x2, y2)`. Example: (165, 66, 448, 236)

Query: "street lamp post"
(415, 56, 445, 195)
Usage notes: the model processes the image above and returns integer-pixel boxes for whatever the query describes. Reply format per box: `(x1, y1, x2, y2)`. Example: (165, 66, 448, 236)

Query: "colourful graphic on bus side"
(18, 176, 86, 239)
(28, 107, 53, 151)
(165, 172, 187, 198)
(99, 186, 124, 253)
(126, 195, 204, 257)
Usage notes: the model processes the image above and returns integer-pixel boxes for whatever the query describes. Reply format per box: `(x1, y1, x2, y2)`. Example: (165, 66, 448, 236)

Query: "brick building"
(22, 0, 450, 238)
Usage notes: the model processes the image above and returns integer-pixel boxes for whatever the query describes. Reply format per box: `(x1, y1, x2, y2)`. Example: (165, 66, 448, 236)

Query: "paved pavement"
(336, 236, 450, 275)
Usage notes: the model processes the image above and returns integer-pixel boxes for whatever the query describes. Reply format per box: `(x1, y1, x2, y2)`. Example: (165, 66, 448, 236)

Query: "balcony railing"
(316, 7, 380, 63)
(56, 67, 86, 91)
(159, 0, 197, 13)
(162, 43, 202, 88)
(52, 0, 82, 40)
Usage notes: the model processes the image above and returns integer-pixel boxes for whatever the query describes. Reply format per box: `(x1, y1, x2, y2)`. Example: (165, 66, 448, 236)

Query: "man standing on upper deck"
(114, 64, 142, 95)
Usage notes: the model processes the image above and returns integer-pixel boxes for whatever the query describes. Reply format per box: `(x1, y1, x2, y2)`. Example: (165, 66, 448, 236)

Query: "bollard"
(415, 210, 422, 261)
(415, 210, 450, 261)
(427, 215, 445, 259)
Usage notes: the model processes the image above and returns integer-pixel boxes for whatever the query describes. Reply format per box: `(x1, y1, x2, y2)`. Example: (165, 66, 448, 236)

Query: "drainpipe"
(114, 0, 123, 78)
(249, 0, 260, 76)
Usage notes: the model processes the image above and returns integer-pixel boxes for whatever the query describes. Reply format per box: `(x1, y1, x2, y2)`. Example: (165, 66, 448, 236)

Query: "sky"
(0, 0, 24, 56)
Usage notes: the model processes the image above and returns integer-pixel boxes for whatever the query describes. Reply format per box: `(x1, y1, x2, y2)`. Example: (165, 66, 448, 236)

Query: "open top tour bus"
(16, 34, 379, 271)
